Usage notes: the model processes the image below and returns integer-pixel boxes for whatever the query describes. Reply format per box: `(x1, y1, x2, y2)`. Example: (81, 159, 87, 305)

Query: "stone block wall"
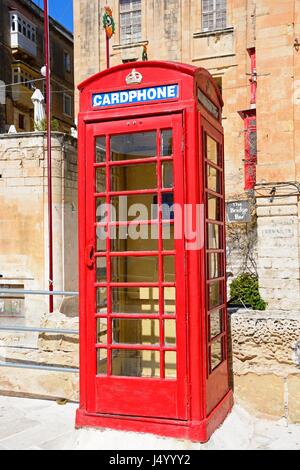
(256, 196, 300, 311)
(0, 132, 78, 398)
(0, 132, 78, 315)
(231, 310, 300, 423)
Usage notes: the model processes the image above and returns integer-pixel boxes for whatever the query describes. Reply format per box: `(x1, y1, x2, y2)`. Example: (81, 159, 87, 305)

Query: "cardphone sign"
(92, 84, 179, 108)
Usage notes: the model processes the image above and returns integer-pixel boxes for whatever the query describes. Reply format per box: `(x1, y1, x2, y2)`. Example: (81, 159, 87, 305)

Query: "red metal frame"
(76, 61, 233, 442)
(85, 115, 187, 419)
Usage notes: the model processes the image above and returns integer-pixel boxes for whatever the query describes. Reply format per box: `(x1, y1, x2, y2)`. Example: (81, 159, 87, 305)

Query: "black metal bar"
(0, 362, 79, 373)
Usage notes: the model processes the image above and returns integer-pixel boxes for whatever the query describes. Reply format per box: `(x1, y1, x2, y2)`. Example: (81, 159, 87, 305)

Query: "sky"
(33, 0, 74, 32)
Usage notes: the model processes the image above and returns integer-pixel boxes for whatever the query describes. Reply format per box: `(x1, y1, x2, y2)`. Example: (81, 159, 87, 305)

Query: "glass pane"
(112, 319, 160, 345)
(162, 162, 174, 189)
(96, 288, 107, 314)
(111, 256, 158, 283)
(164, 320, 176, 346)
(96, 257, 107, 282)
(164, 287, 176, 315)
(210, 309, 223, 339)
(152, 193, 174, 221)
(96, 168, 106, 193)
(161, 130, 173, 156)
(96, 349, 107, 375)
(163, 224, 175, 251)
(112, 350, 160, 377)
(207, 165, 221, 193)
(95, 136, 106, 163)
(163, 256, 175, 282)
(96, 227, 107, 252)
(111, 163, 157, 192)
(206, 135, 218, 165)
(209, 281, 224, 310)
(211, 338, 223, 371)
(110, 194, 158, 222)
(208, 253, 223, 279)
(110, 132, 156, 161)
(112, 287, 159, 314)
(165, 351, 177, 379)
(96, 319, 108, 344)
(208, 195, 222, 221)
(96, 198, 107, 223)
(207, 223, 222, 249)
(162, 193, 174, 220)
(111, 224, 158, 252)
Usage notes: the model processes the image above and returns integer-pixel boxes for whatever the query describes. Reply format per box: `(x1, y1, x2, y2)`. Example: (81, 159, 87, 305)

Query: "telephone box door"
(84, 114, 188, 420)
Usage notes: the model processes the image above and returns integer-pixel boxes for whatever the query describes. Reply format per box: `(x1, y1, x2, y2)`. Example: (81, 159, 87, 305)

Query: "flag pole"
(106, 35, 110, 69)
(43, 0, 54, 313)
(103, 6, 115, 70)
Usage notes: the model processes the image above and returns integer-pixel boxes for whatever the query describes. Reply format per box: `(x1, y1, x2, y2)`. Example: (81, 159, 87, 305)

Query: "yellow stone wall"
(74, 0, 256, 199)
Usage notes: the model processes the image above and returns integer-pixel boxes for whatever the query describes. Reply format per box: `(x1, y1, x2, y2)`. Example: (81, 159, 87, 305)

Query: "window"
(202, 129, 226, 374)
(10, 12, 37, 44)
(63, 93, 72, 116)
(64, 51, 71, 73)
(213, 76, 222, 95)
(120, 0, 142, 44)
(202, 0, 226, 32)
(11, 15, 16, 31)
(18, 114, 25, 130)
(0, 283, 24, 318)
(12, 67, 35, 89)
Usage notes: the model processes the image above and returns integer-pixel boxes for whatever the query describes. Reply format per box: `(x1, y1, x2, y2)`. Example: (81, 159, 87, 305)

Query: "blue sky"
(33, 0, 74, 32)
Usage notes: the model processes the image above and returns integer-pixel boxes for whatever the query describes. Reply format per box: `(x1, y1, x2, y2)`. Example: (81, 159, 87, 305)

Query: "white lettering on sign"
(226, 201, 251, 223)
(92, 84, 179, 108)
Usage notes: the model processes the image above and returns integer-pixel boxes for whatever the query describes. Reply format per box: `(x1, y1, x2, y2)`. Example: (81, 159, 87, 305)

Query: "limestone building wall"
(74, 0, 300, 310)
(74, 0, 254, 200)
(0, 133, 78, 313)
(0, 132, 78, 343)
(231, 310, 300, 423)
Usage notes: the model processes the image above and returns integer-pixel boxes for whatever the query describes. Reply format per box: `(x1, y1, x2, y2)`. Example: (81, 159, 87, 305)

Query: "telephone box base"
(76, 390, 233, 443)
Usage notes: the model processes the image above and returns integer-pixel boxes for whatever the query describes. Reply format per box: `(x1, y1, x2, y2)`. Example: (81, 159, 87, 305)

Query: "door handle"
(85, 245, 95, 269)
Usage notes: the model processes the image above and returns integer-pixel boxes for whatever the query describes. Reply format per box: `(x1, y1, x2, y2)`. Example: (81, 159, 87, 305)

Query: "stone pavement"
(0, 395, 299, 450)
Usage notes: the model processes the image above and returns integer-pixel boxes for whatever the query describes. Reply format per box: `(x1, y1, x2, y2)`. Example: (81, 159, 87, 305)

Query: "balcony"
(11, 65, 37, 109)
(10, 11, 37, 58)
(11, 31, 37, 58)
(11, 83, 34, 109)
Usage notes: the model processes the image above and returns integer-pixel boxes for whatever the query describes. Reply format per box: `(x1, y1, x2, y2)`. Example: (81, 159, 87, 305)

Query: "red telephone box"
(76, 61, 233, 442)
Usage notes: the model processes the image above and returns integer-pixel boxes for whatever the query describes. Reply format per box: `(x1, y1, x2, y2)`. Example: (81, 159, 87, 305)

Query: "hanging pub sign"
(226, 200, 251, 223)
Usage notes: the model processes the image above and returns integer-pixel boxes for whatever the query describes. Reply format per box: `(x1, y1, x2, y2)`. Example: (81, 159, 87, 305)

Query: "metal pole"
(43, 0, 54, 313)
(0, 289, 78, 296)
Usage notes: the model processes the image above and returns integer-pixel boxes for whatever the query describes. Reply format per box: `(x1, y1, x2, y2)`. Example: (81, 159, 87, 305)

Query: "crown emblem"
(126, 69, 143, 85)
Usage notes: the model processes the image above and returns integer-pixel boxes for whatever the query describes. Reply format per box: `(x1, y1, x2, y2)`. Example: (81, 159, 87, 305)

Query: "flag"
(103, 6, 115, 39)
